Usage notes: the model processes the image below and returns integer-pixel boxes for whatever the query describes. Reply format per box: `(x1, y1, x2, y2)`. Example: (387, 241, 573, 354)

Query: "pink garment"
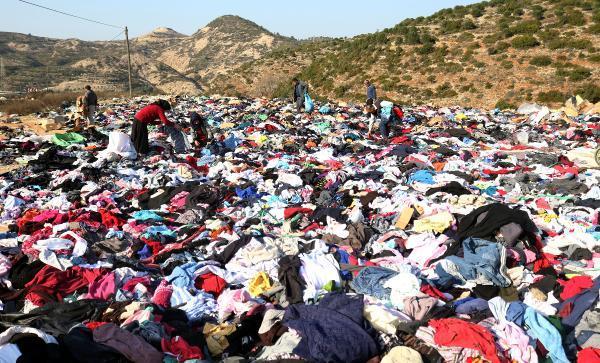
(87, 272, 116, 300)
(406, 234, 448, 267)
(491, 321, 538, 363)
(122, 276, 152, 292)
(170, 192, 190, 210)
(217, 289, 257, 320)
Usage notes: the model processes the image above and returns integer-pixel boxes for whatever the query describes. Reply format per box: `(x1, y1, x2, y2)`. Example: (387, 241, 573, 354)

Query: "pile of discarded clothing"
(0, 95, 598, 363)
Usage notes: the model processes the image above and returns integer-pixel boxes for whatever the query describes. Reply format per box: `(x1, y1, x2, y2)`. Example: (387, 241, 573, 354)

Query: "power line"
(17, 0, 122, 29)
(108, 29, 126, 42)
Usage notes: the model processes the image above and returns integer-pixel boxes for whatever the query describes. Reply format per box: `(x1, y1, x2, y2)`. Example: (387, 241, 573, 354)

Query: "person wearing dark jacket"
(292, 78, 308, 113)
(131, 99, 181, 155)
(83, 85, 98, 126)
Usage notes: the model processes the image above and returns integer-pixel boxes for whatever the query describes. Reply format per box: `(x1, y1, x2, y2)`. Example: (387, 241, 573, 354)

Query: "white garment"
(0, 344, 21, 363)
(384, 272, 421, 310)
(101, 131, 137, 160)
(299, 251, 341, 302)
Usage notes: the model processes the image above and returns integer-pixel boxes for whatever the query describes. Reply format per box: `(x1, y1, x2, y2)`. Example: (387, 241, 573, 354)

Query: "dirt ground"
(0, 114, 63, 174)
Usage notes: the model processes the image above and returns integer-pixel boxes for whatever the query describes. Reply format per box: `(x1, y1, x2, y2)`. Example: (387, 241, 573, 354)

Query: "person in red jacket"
(131, 99, 181, 155)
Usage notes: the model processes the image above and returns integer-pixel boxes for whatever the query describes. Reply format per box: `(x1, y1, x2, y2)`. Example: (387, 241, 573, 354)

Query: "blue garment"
(283, 292, 379, 363)
(506, 302, 569, 363)
(349, 266, 398, 300)
(164, 125, 189, 153)
(136, 244, 152, 259)
(557, 277, 600, 330)
(167, 262, 203, 288)
(132, 210, 163, 222)
(319, 105, 331, 114)
(524, 307, 569, 363)
(436, 238, 510, 287)
(235, 186, 260, 200)
(408, 170, 436, 185)
(224, 134, 241, 150)
(143, 225, 177, 240)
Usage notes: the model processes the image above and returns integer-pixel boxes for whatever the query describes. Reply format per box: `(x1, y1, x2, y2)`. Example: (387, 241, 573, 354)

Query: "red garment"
(430, 318, 500, 363)
(559, 275, 593, 300)
(134, 104, 173, 126)
(98, 208, 126, 229)
(579, 348, 600, 363)
(194, 272, 227, 297)
(85, 321, 109, 330)
(122, 276, 152, 293)
(283, 207, 313, 219)
(420, 284, 449, 301)
(161, 336, 203, 362)
(25, 265, 105, 306)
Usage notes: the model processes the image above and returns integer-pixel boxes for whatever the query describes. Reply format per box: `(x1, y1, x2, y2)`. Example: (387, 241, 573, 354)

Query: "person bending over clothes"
(131, 99, 184, 155)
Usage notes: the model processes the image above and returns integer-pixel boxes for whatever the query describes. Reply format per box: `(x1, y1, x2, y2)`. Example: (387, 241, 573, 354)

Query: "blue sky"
(4, 0, 481, 40)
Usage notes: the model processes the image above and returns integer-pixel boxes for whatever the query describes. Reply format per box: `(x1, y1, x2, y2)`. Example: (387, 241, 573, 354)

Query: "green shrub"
(485, 82, 493, 89)
(561, 9, 586, 26)
(402, 74, 413, 81)
(488, 41, 510, 54)
(588, 23, 600, 34)
(575, 83, 600, 102)
(435, 82, 458, 98)
(471, 5, 485, 17)
(501, 60, 514, 69)
(427, 75, 436, 82)
(504, 20, 542, 36)
(458, 32, 475, 41)
(537, 90, 566, 103)
(530, 55, 553, 66)
(531, 5, 545, 20)
(512, 35, 540, 48)
(556, 67, 592, 81)
(589, 54, 600, 63)
(495, 99, 516, 109)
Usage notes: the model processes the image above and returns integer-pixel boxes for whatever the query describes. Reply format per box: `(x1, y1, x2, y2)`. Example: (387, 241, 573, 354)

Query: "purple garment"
(283, 292, 379, 363)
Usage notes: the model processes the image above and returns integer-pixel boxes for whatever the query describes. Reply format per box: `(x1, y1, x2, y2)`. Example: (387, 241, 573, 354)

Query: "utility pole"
(125, 26, 133, 98)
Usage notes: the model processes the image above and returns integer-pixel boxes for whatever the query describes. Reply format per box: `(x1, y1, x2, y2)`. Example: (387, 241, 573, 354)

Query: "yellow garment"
(219, 122, 235, 129)
(203, 322, 237, 355)
(395, 207, 414, 230)
(412, 212, 454, 233)
(248, 271, 272, 297)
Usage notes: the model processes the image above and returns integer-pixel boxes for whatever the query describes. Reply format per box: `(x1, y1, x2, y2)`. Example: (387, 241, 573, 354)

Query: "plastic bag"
(304, 92, 314, 113)
(104, 131, 137, 160)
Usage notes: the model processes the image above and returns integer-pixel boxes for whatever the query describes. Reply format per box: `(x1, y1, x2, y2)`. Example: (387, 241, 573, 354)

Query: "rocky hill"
(1, 1, 599, 108)
(212, 0, 600, 108)
(0, 15, 296, 94)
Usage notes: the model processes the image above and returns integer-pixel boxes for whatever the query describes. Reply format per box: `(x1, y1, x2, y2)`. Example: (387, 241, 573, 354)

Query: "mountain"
(0, 15, 295, 94)
(211, 0, 600, 108)
(1, 1, 599, 107)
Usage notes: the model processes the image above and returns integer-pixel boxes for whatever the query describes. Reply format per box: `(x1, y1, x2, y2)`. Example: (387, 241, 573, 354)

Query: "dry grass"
(0, 90, 134, 115)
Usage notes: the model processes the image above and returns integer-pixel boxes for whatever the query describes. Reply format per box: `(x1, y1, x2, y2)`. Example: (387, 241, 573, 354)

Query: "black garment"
(457, 203, 538, 244)
(278, 255, 305, 304)
(0, 300, 108, 336)
(425, 181, 471, 196)
(570, 247, 593, 261)
(185, 184, 220, 209)
(131, 118, 149, 155)
(575, 198, 600, 209)
(12, 335, 62, 363)
(59, 326, 130, 363)
(211, 235, 253, 265)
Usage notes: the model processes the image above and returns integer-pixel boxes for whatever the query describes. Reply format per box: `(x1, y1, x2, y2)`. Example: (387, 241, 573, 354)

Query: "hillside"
(0, 15, 295, 94)
(211, 0, 600, 108)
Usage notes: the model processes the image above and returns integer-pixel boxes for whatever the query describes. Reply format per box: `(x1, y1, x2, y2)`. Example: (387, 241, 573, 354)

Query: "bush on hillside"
(495, 99, 516, 109)
(537, 90, 566, 103)
(531, 5, 545, 20)
(576, 83, 600, 103)
(556, 66, 592, 81)
(511, 35, 540, 48)
(530, 55, 553, 66)
(560, 9, 586, 26)
(488, 41, 511, 54)
(504, 20, 542, 37)
(436, 82, 458, 98)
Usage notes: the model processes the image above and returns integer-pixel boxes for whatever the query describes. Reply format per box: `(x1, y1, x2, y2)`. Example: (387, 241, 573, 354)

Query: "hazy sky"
(3, 0, 481, 40)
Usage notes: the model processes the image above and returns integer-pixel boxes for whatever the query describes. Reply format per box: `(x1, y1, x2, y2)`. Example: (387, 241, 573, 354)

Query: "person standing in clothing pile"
(83, 85, 98, 126)
(292, 78, 308, 113)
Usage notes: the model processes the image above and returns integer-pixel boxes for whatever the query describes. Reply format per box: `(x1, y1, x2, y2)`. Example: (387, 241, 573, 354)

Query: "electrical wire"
(17, 0, 123, 29)
(108, 29, 126, 42)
